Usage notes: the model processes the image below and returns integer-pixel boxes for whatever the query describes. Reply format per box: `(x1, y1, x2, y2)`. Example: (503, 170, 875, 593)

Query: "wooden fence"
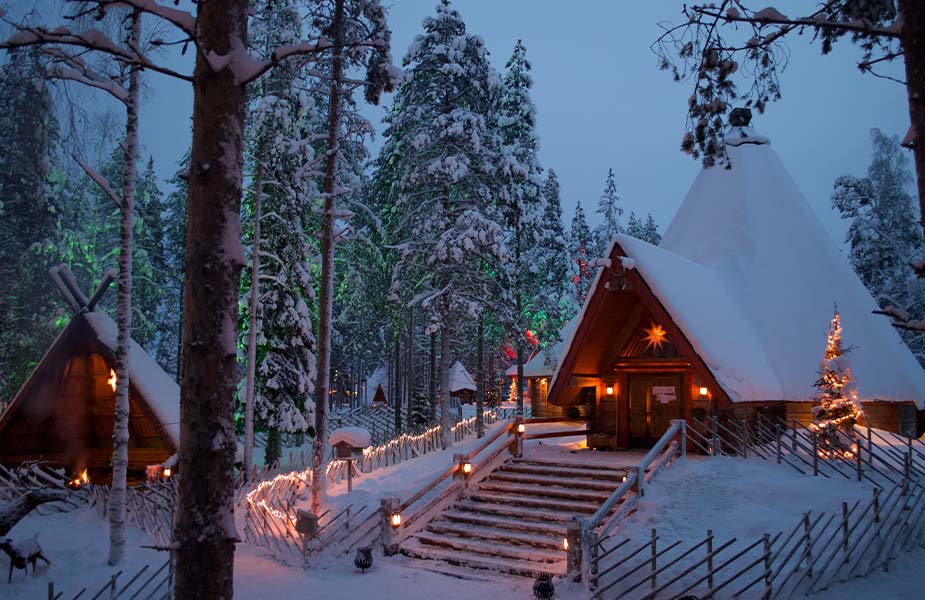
(592, 479, 925, 599)
(48, 559, 172, 600)
(0, 462, 88, 515)
(687, 414, 925, 489)
(87, 479, 177, 548)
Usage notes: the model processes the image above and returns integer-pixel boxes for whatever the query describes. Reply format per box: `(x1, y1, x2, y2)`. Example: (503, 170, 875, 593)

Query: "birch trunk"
(439, 320, 452, 449)
(173, 1, 249, 596)
(899, 0, 925, 241)
(476, 313, 484, 438)
(311, 0, 345, 515)
(108, 12, 140, 567)
(243, 157, 265, 480)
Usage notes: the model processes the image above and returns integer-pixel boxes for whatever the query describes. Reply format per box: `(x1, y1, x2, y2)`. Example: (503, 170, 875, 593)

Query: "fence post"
(812, 431, 819, 476)
(841, 502, 850, 560)
(776, 428, 782, 465)
(711, 417, 719, 456)
(636, 465, 646, 498)
(707, 529, 714, 590)
(803, 512, 813, 578)
(740, 419, 749, 458)
(791, 420, 798, 453)
(672, 419, 687, 458)
(873, 487, 881, 526)
(856, 442, 863, 481)
(47, 582, 54, 600)
(379, 497, 401, 556)
(513, 418, 524, 459)
(566, 517, 582, 581)
(763, 533, 772, 600)
(650, 528, 658, 591)
(109, 573, 117, 599)
(867, 426, 873, 467)
(903, 454, 910, 497)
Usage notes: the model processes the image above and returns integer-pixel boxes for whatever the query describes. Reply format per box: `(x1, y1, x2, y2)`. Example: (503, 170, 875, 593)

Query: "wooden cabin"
(449, 361, 476, 404)
(0, 310, 180, 483)
(547, 121, 925, 447)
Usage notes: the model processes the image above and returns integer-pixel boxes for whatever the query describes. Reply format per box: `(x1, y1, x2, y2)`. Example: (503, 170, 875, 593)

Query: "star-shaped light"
(108, 369, 118, 393)
(643, 323, 667, 351)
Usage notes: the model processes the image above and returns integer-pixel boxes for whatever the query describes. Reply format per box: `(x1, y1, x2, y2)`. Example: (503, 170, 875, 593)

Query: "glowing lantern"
(562, 538, 569, 551)
(390, 513, 402, 528)
(461, 462, 472, 476)
(107, 369, 117, 392)
(699, 387, 709, 397)
(162, 467, 172, 478)
(517, 423, 526, 434)
(605, 385, 614, 396)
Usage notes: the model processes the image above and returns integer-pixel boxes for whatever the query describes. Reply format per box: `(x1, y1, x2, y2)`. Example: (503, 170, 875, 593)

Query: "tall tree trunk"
(439, 316, 453, 449)
(900, 0, 925, 241)
(108, 11, 141, 567)
(243, 156, 265, 480)
(515, 223, 525, 417)
(516, 345, 526, 418)
(393, 333, 402, 434)
(311, 0, 345, 516)
(173, 2, 249, 597)
(407, 307, 414, 430)
(429, 331, 437, 419)
(476, 312, 484, 438)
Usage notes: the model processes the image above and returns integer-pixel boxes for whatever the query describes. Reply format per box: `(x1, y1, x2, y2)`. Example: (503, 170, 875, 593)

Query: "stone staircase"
(401, 457, 630, 577)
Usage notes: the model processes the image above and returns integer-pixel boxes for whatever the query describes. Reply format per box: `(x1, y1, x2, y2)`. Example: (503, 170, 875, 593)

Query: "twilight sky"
(134, 0, 910, 248)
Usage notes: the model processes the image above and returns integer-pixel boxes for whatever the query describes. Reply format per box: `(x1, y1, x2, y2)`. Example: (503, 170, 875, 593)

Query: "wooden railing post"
(671, 419, 687, 458)
(566, 517, 582, 580)
(812, 431, 819, 476)
(379, 497, 401, 556)
(579, 517, 594, 590)
(650, 528, 658, 591)
(512, 418, 524, 459)
(636, 465, 646, 497)
(841, 501, 850, 560)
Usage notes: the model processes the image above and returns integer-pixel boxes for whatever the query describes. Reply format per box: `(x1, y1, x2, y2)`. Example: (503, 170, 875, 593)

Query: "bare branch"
(72, 153, 123, 210)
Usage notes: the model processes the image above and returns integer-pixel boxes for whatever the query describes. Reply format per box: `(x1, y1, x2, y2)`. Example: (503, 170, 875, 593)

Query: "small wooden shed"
(0, 309, 180, 483)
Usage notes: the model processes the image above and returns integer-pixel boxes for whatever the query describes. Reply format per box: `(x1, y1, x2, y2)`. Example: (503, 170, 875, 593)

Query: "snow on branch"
(873, 306, 925, 333)
(73, 154, 123, 210)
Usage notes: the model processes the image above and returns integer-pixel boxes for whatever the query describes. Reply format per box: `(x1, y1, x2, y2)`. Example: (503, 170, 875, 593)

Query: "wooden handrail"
(524, 428, 590, 440)
(464, 420, 514, 461)
(400, 462, 458, 512)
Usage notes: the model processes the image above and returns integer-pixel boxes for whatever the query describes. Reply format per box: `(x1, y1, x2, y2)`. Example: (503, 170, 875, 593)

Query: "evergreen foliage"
(569, 201, 594, 306)
(593, 168, 623, 256)
(812, 309, 864, 450)
(832, 129, 924, 365)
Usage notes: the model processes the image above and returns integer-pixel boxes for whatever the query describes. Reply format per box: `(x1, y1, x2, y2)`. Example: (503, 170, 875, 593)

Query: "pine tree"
(625, 211, 643, 239)
(390, 1, 508, 448)
(0, 51, 60, 404)
(539, 170, 577, 324)
(812, 308, 864, 452)
(832, 129, 924, 365)
(411, 378, 433, 428)
(594, 168, 623, 256)
(642, 214, 662, 245)
(569, 201, 594, 306)
(243, 0, 320, 468)
(155, 153, 189, 379)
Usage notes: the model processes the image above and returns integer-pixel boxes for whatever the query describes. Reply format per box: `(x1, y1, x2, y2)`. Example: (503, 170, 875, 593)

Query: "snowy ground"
(2, 425, 920, 599)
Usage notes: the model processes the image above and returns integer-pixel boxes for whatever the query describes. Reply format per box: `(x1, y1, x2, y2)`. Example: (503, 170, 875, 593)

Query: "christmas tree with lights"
(811, 307, 864, 451)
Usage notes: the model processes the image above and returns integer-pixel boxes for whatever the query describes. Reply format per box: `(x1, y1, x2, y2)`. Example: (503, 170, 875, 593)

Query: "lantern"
(605, 385, 614, 396)
(517, 423, 526, 434)
(462, 462, 472, 476)
(699, 386, 709, 397)
(533, 573, 555, 600)
(354, 546, 373, 573)
(390, 512, 401, 528)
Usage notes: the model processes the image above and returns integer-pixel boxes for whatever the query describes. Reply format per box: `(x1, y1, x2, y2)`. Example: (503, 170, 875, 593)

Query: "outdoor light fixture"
(390, 512, 401, 528)
(606, 385, 614, 396)
(162, 467, 172, 478)
(108, 369, 117, 393)
(562, 538, 569, 551)
(699, 386, 709, 397)
(517, 423, 526, 434)
(462, 462, 472, 476)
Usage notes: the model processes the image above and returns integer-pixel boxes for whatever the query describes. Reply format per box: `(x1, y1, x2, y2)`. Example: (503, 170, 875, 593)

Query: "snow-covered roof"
(84, 311, 181, 445)
(364, 365, 388, 405)
(330, 427, 371, 448)
(506, 317, 579, 379)
(449, 361, 476, 393)
(618, 127, 925, 405)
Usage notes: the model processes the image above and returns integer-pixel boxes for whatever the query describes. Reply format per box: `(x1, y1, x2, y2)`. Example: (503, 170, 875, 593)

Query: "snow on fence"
(241, 408, 523, 565)
(49, 558, 172, 600)
(87, 479, 177, 548)
(592, 480, 925, 599)
(687, 413, 925, 489)
(0, 462, 88, 515)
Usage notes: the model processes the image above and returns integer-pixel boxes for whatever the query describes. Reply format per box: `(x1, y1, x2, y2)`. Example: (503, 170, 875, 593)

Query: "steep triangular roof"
(449, 361, 476, 393)
(551, 126, 925, 406)
(0, 309, 180, 451)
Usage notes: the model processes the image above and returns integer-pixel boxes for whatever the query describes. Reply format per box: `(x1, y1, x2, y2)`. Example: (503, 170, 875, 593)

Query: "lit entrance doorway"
(627, 374, 683, 447)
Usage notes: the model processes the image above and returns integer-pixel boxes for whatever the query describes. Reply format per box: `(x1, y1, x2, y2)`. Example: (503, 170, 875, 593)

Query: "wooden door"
(628, 374, 683, 446)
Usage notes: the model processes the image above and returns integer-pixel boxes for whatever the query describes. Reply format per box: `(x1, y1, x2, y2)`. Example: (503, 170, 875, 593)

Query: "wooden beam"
(86, 268, 116, 311)
(58, 265, 89, 308)
(48, 266, 82, 314)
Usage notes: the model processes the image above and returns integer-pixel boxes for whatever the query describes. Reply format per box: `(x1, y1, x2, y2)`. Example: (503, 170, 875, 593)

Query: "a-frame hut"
(449, 361, 476, 403)
(548, 118, 925, 447)
(0, 270, 179, 482)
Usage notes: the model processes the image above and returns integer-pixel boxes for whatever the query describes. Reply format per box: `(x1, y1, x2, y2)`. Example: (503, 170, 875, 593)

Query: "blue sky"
(134, 1, 910, 247)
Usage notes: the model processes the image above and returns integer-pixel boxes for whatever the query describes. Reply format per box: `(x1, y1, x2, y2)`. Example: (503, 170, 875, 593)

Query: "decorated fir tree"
(812, 307, 864, 449)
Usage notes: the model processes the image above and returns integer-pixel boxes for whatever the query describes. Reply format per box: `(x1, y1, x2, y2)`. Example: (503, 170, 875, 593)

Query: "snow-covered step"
(414, 531, 564, 564)
(443, 509, 567, 538)
(499, 461, 628, 481)
(425, 521, 563, 550)
(477, 480, 612, 502)
(488, 471, 623, 491)
(466, 490, 603, 514)
(509, 458, 628, 472)
(401, 538, 566, 578)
